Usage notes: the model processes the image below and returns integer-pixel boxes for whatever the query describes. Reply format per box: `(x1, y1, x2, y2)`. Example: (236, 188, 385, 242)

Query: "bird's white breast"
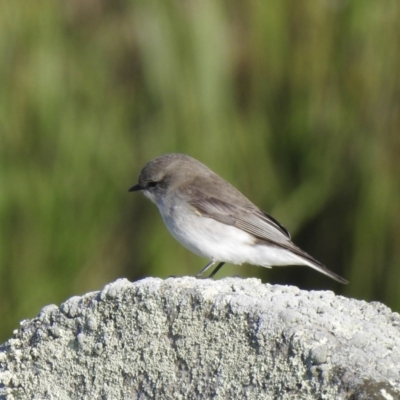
(156, 201, 311, 268)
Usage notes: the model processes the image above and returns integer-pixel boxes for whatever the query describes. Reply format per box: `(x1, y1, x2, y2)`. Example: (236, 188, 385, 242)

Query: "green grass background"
(1, 0, 400, 342)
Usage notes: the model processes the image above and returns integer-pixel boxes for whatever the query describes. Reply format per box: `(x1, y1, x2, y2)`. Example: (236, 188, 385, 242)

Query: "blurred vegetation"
(1, 0, 400, 342)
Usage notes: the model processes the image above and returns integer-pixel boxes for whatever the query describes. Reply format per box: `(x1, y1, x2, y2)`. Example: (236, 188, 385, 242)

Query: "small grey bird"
(129, 153, 348, 284)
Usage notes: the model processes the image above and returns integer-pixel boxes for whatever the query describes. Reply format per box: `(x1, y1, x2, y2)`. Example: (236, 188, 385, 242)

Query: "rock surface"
(0, 277, 399, 399)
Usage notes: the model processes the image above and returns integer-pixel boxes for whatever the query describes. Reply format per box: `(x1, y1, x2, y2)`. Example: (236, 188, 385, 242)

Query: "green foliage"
(1, 0, 399, 342)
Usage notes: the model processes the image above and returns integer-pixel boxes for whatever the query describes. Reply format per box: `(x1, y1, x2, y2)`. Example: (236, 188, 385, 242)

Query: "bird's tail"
(291, 245, 348, 284)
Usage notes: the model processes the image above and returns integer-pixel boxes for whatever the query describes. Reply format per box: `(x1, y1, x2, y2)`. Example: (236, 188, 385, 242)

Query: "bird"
(129, 153, 348, 284)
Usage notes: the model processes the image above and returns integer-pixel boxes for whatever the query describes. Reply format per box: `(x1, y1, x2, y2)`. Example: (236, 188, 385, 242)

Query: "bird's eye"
(147, 181, 158, 188)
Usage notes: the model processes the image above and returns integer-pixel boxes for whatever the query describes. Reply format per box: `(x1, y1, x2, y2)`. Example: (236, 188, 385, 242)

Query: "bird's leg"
(206, 262, 225, 278)
(196, 261, 226, 279)
(196, 260, 216, 278)
(196, 260, 217, 278)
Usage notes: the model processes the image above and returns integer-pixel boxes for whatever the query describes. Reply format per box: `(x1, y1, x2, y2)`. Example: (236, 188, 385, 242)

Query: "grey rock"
(0, 277, 399, 399)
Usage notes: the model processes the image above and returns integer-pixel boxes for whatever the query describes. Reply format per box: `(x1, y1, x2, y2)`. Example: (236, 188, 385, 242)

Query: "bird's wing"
(188, 196, 292, 245)
(186, 194, 348, 284)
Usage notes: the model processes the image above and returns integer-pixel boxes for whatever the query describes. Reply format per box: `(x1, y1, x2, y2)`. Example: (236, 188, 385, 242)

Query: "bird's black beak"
(128, 184, 143, 192)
